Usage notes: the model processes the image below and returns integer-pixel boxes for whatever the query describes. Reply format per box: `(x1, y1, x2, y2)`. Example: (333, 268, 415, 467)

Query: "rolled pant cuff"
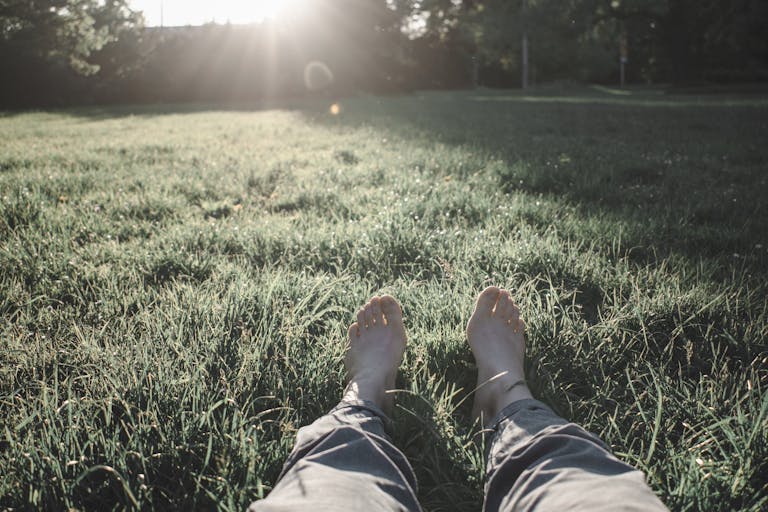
(331, 399, 394, 431)
(488, 398, 555, 431)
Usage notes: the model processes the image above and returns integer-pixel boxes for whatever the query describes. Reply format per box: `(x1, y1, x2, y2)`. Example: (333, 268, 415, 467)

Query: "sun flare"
(131, 0, 307, 27)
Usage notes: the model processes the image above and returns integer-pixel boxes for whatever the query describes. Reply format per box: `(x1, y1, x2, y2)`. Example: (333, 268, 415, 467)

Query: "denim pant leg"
(248, 400, 421, 512)
(483, 399, 668, 512)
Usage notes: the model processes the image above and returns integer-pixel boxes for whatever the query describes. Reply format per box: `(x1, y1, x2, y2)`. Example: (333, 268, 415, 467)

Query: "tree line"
(1, 0, 767, 108)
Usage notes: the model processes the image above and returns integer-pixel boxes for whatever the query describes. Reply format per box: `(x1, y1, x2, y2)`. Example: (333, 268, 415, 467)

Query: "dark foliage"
(1, 0, 767, 108)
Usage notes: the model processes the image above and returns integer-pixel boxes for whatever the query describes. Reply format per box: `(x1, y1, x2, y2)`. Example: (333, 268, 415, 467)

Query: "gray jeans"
(248, 399, 668, 511)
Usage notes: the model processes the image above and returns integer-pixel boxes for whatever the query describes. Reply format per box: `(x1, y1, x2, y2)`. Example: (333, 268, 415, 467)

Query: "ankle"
(343, 374, 391, 406)
(494, 383, 533, 414)
(479, 377, 533, 422)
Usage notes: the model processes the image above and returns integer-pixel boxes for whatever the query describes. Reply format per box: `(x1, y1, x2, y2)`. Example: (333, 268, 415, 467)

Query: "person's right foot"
(343, 295, 407, 414)
(467, 286, 533, 426)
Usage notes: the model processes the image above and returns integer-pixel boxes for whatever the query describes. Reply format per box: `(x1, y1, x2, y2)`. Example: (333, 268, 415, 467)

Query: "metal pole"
(619, 33, 628, 88)
(522, 32, 529, 89)
(521, 0, 528, 89)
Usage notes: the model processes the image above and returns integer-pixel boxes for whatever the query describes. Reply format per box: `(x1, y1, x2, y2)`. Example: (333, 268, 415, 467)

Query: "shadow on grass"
(6, 87, 766, 271)
(298, 87, 768, 272)
(9, 83, 768, 120)
(0, 97, 331, 121)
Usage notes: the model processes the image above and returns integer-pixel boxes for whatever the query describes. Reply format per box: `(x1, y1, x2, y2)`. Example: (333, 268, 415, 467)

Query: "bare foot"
(467, 286, 533, 426)
(343, 295, 407, 414)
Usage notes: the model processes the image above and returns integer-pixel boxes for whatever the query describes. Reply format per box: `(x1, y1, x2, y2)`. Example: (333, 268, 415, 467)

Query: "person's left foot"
(343, 295, 407, 414)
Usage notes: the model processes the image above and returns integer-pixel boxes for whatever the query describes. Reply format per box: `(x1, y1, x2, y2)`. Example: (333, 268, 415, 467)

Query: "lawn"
(1, 86, 766, 511)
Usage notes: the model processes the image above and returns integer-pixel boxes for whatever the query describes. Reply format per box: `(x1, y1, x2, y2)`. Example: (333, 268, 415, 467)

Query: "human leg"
(248, 296, 421, 512)
(467, 287, 668, 512)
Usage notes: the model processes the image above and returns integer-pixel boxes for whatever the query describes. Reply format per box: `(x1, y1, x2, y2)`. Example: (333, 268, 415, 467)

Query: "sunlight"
(131, 0, 307, 27)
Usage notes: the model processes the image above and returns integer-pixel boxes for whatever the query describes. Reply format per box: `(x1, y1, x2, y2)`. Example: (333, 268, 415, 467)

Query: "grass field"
(1, 86, 767, 511)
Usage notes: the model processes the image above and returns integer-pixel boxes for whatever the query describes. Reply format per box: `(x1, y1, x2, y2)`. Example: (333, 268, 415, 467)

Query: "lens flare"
(304, 61, 334, 91)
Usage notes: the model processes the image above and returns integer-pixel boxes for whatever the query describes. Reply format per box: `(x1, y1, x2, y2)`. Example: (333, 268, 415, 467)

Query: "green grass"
(1, 87, 767, 511)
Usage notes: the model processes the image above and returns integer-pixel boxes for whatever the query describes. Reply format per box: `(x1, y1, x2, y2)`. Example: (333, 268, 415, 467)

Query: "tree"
(402, 0, 768, 86)
(0, 0, 140, 75)
(0, 0, 141, 106)
(279, 0, 412, 93)
(396, 0, 480, 87)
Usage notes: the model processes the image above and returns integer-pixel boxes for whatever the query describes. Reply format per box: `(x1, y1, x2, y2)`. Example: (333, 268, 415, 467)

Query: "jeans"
(248, 399, 668, 511)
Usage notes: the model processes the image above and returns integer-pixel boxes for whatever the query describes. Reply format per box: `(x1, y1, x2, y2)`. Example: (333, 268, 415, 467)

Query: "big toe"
(370, 296, 384, 325)
(473, 286, 501, 316)
(380, 295, 403, 326)
(496, 291, 514, 319)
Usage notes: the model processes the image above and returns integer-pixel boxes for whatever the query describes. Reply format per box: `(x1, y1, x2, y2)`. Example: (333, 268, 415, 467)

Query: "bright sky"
(129, 0, 299, 26)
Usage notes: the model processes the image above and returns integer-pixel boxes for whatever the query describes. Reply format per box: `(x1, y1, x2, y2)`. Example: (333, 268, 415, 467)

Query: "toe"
(357, 308, 366, 329)
(364, 302, 374, 328)
(509, 303, 520, 325)
(380, 295, 402, 325)
(348, 322, 360, 338)
(370, 296, 383, 325)
(496, 290, 513, 318)
(475, 286, 501, 315)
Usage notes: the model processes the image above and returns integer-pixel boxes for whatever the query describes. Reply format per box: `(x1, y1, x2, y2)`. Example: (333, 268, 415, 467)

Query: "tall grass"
(1, 88, 766, 510)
